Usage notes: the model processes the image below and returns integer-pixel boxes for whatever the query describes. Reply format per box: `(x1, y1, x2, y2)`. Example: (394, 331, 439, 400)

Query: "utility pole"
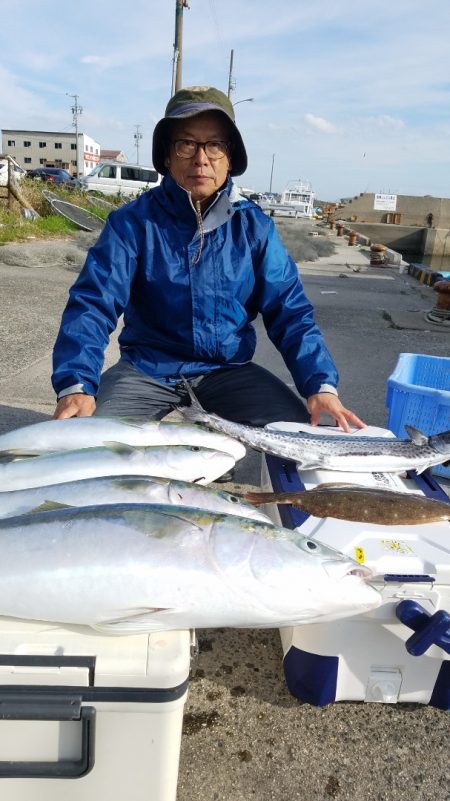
(269, 153, 275, 193)
(172, 0, 189, 96)
(134, 125, 143, 164)
(227, 49, 235, 99)
(67, 93, 83, 177)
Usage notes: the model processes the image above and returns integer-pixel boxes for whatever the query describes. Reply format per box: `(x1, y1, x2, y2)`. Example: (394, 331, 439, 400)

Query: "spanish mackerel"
(0, 504, 380, 631)
(179, 381, 450, 474)
(245, 484, 450, 525)
(0, 418, 245, 461)
(0, 475, 271, 522)
(0, 444, 235, 491)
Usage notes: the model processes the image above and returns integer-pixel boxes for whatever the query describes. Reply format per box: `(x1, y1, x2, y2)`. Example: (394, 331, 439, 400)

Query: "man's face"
(166, 111, 232, 205)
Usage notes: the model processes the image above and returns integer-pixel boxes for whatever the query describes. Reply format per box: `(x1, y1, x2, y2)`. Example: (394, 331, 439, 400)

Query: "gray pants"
(95, 360, 310, 427)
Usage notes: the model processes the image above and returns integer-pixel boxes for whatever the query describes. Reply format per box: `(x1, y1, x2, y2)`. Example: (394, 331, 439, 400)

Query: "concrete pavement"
(0, 225, 449, 801)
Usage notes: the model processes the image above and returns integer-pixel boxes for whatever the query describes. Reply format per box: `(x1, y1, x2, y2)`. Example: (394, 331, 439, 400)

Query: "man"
(52, 86, 364, 433)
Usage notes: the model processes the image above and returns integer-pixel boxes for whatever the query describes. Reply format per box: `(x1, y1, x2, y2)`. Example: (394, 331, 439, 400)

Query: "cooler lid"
(0, 619, 191, 690)
(265, 423, 450, 585)
(297, 510, 450, 585)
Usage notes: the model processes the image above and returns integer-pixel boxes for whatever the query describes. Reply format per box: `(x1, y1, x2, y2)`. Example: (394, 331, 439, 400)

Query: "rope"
(424, 308, 450, 327)
(192, 200, 205, 265)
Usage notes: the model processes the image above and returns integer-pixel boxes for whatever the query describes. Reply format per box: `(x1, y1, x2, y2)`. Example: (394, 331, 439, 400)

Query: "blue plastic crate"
(386, 353, 450, 479)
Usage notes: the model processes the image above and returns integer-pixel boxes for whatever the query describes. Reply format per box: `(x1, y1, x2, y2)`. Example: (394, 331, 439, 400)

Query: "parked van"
(79, 161, 161, 196)
(0, 155, 27, 187)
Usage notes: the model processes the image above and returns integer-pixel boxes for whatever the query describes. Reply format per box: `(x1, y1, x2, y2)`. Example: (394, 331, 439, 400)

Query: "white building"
(1, 129, 101, 177)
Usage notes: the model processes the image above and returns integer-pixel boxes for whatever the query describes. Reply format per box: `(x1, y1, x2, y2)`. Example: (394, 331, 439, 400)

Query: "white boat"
(279, 179, 315, 217)
(257, 179, 315, 219)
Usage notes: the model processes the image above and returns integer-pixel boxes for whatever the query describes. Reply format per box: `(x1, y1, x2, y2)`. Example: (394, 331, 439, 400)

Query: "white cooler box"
(261, 423, 450, 709)
(0, 618, 191, 800)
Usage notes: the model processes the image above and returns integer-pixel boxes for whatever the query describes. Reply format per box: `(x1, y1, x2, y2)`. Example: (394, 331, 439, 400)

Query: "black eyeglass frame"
(171, 139, 231, 160)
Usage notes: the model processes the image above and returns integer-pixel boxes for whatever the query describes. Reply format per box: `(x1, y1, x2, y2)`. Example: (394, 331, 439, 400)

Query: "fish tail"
(177, 377, 210, 423)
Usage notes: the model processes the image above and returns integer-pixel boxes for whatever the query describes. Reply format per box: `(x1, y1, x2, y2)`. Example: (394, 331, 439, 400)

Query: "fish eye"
(190, 446, 200, 452)
(298, 538, 320, 553)
(229, 495, 239, 503)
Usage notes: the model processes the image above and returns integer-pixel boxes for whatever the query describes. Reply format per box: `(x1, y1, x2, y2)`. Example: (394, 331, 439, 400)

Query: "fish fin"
(113, 476, 169, 491)
(91, 609, 172, 634)
(121, 506, 206, 533)
(115, 417, 152, 427)
(28, 500, 74, 513)
(152, 508, 206, 529)
(404, 425, 428, 446)
(0, 449, 40, 462)
(296, 456, 328, 470)
(103, 441, 139, 456)
(176, 378, 210, 423)
(181, 377, 201, 406)
(414, 465, 428, 475)
(315, 481, 365, 490)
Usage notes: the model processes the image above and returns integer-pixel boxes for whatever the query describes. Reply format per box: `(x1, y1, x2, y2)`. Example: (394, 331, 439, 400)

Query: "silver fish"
(0, 418, 245, 462)
(179, 381, 450, 474)
(0, 444, 235, 491)
(0, 474, 271, 523)
(0, 504, 381, 631)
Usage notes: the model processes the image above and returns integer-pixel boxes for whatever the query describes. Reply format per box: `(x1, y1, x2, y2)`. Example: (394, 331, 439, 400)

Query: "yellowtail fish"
(0, 444, 235, 491)
(0, 475, 271, 523)
(0, 418, 245, 462)
(179, 379, 450, 474)
(0, 504, 380, 631)
(245, 485, 450, 525)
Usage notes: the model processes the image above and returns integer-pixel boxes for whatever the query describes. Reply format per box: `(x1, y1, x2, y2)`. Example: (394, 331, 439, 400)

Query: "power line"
(208, 0, 226, 56)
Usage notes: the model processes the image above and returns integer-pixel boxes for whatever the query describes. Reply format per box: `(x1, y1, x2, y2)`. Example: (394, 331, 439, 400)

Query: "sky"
(2, 0, 450, 201)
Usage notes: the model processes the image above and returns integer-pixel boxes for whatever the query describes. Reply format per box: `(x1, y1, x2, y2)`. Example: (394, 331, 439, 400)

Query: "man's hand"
(53, 393, 96, 419)
(307, 393, 366, 433)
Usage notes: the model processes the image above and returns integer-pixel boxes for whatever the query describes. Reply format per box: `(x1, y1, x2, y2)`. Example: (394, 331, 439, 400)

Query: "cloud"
(364, 115, 406, 131)
(304, 114, 338, 134)
(2, 0, 450, 199)
(80, 55, 111, 67)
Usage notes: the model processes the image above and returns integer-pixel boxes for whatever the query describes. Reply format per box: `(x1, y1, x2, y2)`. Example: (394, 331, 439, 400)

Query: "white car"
(0, 157, 27, 187)
(79, 161, 161, 196)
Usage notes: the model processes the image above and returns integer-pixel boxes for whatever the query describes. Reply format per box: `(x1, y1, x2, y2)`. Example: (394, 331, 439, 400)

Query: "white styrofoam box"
(0, 619, 192, 800)
(261, 423, 450, 708)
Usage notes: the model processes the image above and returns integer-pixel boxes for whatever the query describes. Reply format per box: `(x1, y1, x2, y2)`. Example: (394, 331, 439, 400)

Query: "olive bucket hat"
(152, 86, 248, 177)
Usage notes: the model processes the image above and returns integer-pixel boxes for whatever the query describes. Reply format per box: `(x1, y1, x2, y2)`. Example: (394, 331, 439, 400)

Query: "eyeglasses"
(172, 139, 230, 160)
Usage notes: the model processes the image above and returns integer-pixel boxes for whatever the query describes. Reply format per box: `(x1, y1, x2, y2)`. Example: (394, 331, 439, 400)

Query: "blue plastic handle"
(396, 599, 450, 657)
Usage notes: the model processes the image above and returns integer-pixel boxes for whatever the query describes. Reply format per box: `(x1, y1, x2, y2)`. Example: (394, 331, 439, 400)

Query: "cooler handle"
(0, 694, 95, 778)
(396, 600, 450, 657)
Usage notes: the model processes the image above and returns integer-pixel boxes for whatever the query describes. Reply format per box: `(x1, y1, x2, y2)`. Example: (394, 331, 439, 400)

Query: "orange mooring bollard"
(433, 280, 450, 311)
(348, 231, 357, 246)
(329, 219, 336, 230)
(336, 224, 344, 237)
(370, 243, 387, 266)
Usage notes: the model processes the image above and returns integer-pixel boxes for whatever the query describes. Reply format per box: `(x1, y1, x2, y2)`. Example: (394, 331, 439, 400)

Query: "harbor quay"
(0, 224, 449, 801)
(329, 190, 450, 265)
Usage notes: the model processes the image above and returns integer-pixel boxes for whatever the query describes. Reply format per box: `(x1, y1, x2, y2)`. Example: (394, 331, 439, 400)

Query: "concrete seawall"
(330, 191, 450, 228)
(336, 221, 450, 265)
(337, 222, 423, 258)
(330, 192, 450, 262)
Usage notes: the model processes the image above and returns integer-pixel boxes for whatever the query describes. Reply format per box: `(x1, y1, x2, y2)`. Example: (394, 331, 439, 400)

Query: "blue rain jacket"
(52, 174, 339, 399)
